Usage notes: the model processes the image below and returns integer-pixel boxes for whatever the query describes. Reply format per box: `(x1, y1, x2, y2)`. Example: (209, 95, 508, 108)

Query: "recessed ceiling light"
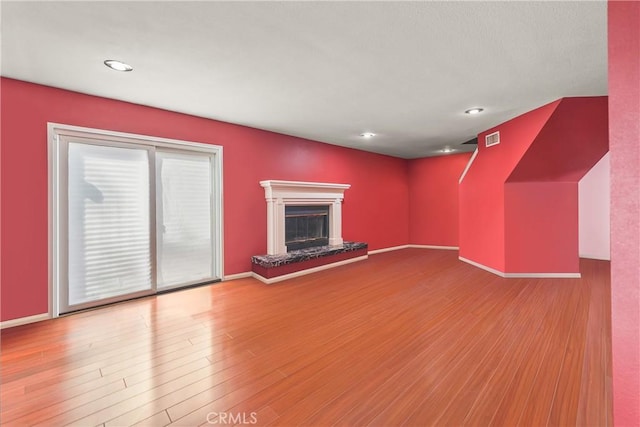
(360, 132, 376, 138)
(442, 147, 455, 153)
(104, 59, 133, 72)
(465, 108, 484, 115)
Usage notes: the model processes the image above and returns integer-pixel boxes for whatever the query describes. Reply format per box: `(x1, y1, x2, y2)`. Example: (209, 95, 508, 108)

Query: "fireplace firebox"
(285, 206, 329, 251)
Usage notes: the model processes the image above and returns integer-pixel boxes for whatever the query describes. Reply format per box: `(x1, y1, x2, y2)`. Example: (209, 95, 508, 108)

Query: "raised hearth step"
(251, 241, 368, 268)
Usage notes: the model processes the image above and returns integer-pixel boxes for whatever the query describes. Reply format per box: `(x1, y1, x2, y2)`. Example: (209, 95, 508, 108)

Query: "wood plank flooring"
(0, 249, 612, 426)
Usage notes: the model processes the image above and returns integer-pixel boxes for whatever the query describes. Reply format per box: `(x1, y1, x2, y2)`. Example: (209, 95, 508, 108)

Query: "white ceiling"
(1, 1, 607, 159)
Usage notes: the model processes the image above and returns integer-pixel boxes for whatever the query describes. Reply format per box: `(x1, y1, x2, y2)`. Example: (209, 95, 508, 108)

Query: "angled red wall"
(460, 97, 608, 275)
(507, 97, 609, 183)
(408, 152, 472, 247)
(459, 101, 559, 272)
(609, 1, 640, 425)
(0, 78, 409, 322)
(504, 97, 608, 274)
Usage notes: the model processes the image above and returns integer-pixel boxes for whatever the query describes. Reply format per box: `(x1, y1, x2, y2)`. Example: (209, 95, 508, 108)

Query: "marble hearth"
(251, 241, 368, 283)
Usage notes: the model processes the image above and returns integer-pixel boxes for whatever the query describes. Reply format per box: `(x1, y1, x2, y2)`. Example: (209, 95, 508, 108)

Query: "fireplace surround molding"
(260, 180, 351, 255)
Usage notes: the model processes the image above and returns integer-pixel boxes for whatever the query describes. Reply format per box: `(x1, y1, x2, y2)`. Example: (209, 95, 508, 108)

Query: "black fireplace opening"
(285, 205, 329, 252)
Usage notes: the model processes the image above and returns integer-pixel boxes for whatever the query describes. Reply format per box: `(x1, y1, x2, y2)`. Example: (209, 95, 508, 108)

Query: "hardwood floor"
(0, 249, 612, 426)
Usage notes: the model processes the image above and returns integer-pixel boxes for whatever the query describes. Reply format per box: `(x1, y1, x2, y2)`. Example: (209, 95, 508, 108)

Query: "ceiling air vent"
(485, 131, 500, 147)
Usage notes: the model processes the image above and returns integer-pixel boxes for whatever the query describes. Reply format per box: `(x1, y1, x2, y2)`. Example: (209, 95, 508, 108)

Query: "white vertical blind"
(156, 152, 214, 289)
(67, 143, 152, 305)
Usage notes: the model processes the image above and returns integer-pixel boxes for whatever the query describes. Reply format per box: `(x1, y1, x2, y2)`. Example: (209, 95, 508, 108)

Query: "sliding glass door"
(51, 124, 222, 315)
(65, 143, 154, 310)
(156, 151, 215, 290)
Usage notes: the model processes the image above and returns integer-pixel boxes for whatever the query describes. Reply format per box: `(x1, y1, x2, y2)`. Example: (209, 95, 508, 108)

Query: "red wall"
(608, 1, 640, 425)
(504, 182, 579, 273)
(408, 152, 472, 246)
(459, 101, 559, 271)
(504, 97, 608, 274)
(460, 97, 608, 274)
(0, 78, 409, 321)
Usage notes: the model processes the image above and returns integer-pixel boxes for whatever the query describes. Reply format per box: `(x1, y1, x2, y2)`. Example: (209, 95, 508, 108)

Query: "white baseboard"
(408, 244, 459, 250)
(223, 272, 253, 281)
(458, 256, 581, 278)
(1, 313, 51, 329)
(459, 256, 506, 277)
(503, 272, 581, 278)
(580, 254, 611, 261)
(368, 245, 409, 255)
(368, 244, 459, 255)
(252, 255, 368, 284)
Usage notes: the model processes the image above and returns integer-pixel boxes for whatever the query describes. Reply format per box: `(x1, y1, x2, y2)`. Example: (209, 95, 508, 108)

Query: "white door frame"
(48, 123, 223, 316)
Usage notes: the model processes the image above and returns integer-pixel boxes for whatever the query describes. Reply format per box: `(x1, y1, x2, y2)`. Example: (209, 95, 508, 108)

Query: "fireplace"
(254, 180, 367, 283)
(285, 205, 330, 251)
(260, 180, 350, 255)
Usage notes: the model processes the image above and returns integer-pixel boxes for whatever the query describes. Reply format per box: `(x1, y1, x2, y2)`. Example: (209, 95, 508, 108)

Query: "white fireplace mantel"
(260, 180, 351, 255)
